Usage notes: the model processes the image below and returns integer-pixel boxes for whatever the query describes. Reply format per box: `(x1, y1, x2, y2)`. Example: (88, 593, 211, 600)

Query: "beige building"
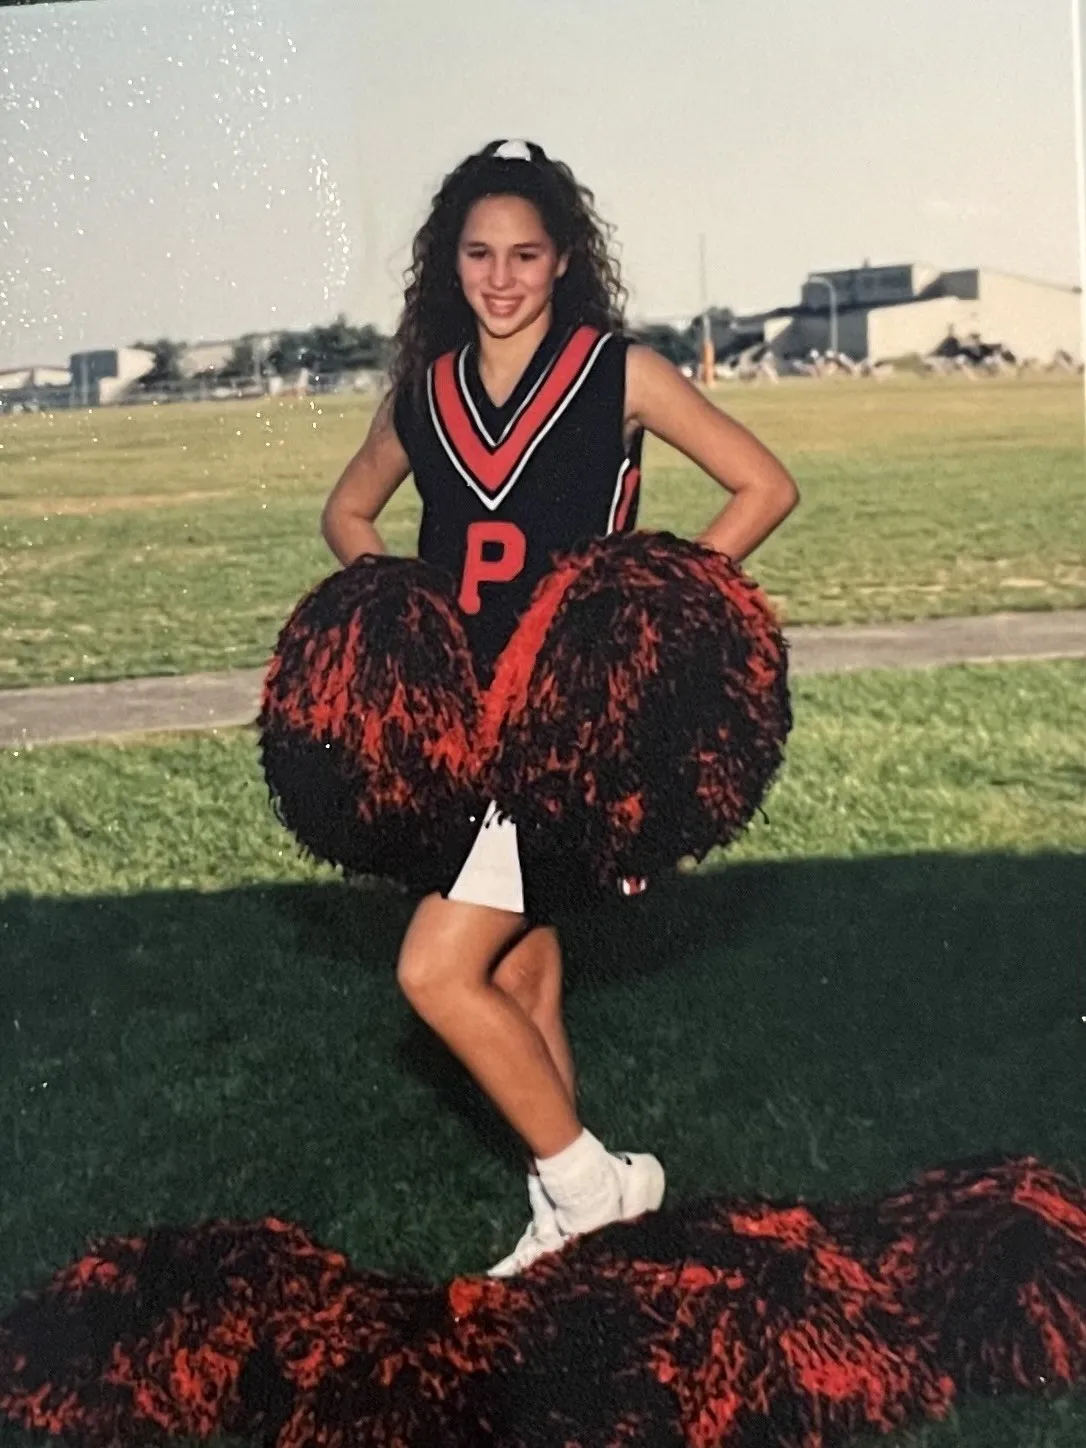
(180, 340, 235, 377)
(180, 334, 278, 378)
(0, 363, 75, 412)
(763, 264, 1082, 363)
(0, 364, 72, 391)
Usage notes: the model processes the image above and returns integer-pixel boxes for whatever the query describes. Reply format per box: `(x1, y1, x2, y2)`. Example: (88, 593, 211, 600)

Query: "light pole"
(699, 233, 715, 385)
(808, 274, 839, 356)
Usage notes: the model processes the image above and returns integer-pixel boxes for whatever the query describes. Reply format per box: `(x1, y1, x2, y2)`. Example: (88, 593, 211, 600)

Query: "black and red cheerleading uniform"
(389, 320, 645, 917)
(394, 319, 644, 688)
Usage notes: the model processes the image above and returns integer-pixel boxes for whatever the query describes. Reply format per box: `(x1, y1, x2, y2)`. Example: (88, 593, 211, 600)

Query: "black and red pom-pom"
(482, 531, 792, 892)
(4, 1157, 1084, 1448)
(843, 1156, 1086, 1399)
(258, 554, 485, 893)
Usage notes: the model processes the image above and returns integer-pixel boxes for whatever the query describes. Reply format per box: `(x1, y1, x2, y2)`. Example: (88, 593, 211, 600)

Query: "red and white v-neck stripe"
(428, 325, 611, 511)
(455, 341, 559, 448)
(607, 454, 641, 533)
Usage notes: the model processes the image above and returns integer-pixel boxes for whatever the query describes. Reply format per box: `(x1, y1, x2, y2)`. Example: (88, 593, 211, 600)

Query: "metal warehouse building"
(761, 263, 1081, 363)
(66, 347, 156, 405)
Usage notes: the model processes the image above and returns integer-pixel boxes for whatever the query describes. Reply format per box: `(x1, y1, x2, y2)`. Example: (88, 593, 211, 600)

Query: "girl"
(320, 139, 799, 1277)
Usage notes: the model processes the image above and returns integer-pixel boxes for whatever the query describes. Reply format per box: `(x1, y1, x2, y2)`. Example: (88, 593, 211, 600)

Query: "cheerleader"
(319, 139, 799, 1275)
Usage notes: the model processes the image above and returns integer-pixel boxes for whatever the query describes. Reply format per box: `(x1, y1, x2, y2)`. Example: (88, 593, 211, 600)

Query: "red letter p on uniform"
(458, 521, 526, 614)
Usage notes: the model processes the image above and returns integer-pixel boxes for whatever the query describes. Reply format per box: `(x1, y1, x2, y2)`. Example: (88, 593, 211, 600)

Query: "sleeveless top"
(393, 321, 644, 684)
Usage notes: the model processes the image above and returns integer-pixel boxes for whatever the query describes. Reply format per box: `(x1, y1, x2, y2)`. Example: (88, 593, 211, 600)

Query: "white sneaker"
(486, 1212, 569, 1277)
(487, 1151, 666, 1275)
(611, 1151, 667, 1222)
(487, 1174, 568, 1277)
(553, 1150, 666, 1236)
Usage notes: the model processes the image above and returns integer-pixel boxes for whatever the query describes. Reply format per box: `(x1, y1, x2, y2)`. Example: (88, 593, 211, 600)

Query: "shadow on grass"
(3, 849, 1084, 1184)
(1, 861, 1085, 1448)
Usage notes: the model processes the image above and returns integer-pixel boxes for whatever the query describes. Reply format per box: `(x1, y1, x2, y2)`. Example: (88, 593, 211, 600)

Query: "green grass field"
(2, 660, 1085, 1446)
(0, 373, 1083, 688)
(2, 374, 1084, 1443)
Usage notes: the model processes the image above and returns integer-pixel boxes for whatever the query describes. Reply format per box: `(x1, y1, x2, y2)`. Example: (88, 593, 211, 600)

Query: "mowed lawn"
(1, 372, 1085, 1445)
(0, 373, 1083, 689)
(2, 660, 1085, 1446)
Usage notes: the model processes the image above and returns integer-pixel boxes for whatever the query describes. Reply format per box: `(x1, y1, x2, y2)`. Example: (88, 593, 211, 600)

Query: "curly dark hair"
(389, 140, 627, 407)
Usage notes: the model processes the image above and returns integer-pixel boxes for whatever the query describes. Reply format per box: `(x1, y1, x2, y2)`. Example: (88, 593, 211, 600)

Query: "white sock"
(527, 1171, 556, 1225)
(535, 1129, 619, 1229)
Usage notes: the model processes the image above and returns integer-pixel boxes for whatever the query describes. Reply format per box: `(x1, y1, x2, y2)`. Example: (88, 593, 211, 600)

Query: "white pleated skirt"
(446, 800, 526, 915)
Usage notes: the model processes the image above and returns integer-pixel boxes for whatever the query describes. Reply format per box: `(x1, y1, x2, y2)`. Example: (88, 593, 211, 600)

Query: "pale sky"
(1, 0, 1082, 371)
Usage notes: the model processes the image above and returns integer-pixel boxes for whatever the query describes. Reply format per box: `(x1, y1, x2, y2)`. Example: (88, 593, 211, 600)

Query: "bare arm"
(626, 345, 799, 561)
(320, 391, 412, 566)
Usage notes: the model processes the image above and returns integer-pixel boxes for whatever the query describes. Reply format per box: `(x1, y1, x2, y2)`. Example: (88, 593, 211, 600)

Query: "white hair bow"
(493, 140, 532, 162)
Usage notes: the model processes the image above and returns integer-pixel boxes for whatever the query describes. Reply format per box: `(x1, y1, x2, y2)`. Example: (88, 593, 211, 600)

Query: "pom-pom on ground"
(3, 1158, 1084, 1448)
(839, 1156, 1086, 1400)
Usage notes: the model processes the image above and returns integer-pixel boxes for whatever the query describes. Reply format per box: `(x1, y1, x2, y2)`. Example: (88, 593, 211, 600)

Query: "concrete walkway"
(1, 609, 1083, 749)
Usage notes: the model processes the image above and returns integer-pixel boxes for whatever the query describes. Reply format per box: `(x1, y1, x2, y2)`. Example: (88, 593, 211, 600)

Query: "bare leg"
(491, 924, 576, 1186)
(491, 924, 576, 1110)
(397, 894, 582, 1161)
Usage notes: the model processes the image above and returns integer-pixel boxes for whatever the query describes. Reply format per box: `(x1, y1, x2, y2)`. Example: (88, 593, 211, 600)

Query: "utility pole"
(1072, 0, 1086, 439)
(699, 233, 715, 386)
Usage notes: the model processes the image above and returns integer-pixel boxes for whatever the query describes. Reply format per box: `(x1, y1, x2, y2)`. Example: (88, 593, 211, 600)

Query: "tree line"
(131, 310, 733, 390)
(130, 315, 392, 390)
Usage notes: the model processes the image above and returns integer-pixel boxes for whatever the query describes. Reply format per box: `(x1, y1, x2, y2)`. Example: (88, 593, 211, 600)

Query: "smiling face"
(456, 194, 569, 340)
